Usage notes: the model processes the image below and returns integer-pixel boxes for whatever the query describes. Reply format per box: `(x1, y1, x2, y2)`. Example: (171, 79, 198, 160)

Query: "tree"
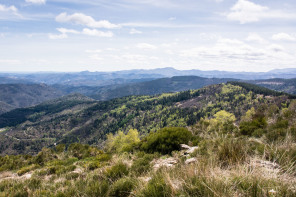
(106, 129, 140, 153)
(209, 110, 236, 134)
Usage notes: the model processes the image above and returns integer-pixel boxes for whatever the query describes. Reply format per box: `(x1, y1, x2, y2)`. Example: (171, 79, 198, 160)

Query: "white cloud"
(25, 0, 46, 4)
(267, 44, 284, 52)
(246, 33, 265, 43)
(227, 0, 268, 24)
(181, 38, 265, 61)
(57, 28, 80, 34)
(48, 33, 68, 40)
(49, 27, 113, 39)
(272, 33, 296, 41)
(0, 4, 18, 12)
(48, 28, 79, 40)
(178, 37, 295, 71)
(0, 59, 20, 64)
(89, 54, 103, 60)
(0, 4, 22, 18)
(226, 0, 296, 24)
(136, 43, 157, 50)
(82, 28, 113, 37)
(85, 49, 102, 53)
(55, 12, 120, 29)
(129, 28, 142, 34)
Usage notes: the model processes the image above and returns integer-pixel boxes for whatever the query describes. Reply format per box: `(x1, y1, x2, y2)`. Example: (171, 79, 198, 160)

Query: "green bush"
(106, 129, 140, 153)
(141, 173, 172, 197)
(85, 180, 109, 197)
(13, 190, 28, 197)
(140, 127, 192, 154)
(240, 116, 267, 137)
(17, 164, 39, 176)
(68, 143, 91, 159)
(266, 128, 287, 142)
(105, 162, 129, 181)
(55, 144, 66, 153)
(88, 161, 100, 171)
(109, 177, 136, 197)
(65, 172, 79, 180)
(33, 148, 56, 165)
(217, 138, 247, 167)
(131, 154, 154, 175)
(27, 178, 41, 190)
(183, 176, 230, 196)
(96, 153, 112, 162)
(46, 164, 76, 175)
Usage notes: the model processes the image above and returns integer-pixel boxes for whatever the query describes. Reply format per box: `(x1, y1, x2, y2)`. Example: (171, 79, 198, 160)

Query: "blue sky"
(0, 0, 296, 72)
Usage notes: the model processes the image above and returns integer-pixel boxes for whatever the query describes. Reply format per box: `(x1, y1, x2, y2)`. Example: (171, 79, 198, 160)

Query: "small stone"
(152, 157, 178, 170)
(180, 144, 191, 150)
(185, 158, 197, 165)
(186, 146, 198, 154)
(269, 189, 276, 194)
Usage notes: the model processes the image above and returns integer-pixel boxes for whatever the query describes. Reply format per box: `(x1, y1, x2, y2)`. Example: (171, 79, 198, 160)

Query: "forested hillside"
(90, 76, 233, 100)
(0, 84, 64, 114)
(248, 78, 296, 95)
(0, 83, 291, 155)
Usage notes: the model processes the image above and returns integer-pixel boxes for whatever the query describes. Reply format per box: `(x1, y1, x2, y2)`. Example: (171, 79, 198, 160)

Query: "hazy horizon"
(1, 0, 296, 72)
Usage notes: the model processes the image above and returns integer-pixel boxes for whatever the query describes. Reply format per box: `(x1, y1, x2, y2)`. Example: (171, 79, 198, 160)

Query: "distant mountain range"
(1, 67, 296, 86)
(0, 75, 296, 115)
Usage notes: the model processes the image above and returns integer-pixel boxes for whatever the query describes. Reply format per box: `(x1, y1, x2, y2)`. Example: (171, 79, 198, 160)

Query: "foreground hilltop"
(0, 82, 293, 155)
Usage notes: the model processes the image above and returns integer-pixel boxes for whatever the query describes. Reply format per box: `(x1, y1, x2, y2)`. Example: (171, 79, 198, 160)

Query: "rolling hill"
(0, 84, 64, 114)
(0, 82, 291, 155)
(247, 78, 296, 95)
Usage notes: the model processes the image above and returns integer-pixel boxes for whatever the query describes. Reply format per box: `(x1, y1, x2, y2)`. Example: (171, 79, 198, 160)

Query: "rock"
(180, 144, 198, 155)
(186, 146, 198, 154)
(180, 144, 191, 150)
(152, 157, 178, 170)
(21, 173, 32, 179)
(139, 177, 151, 182)
(185, 158, 197, 165)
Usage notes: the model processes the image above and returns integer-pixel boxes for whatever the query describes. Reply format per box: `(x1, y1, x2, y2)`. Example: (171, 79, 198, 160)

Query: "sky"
(0, 0, 296, 72)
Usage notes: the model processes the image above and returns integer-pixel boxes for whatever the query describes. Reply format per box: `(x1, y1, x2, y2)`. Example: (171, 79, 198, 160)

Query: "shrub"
(217, 138, 247, 167)
(96, 153, 112, 162)
(12, 190, 28, 197)
(88, 161, 100, 171)
(27, 178, 41, 190)
(106, 129, 140, 153)
(131, 154, 154, 175)
(105, 162, 129, 181)
(183, 176, 230, 196)
(109, 177, 136, 197)
(68, 143, 91, 159)
(239, 117, 267, 136)
(266, 128, 287, 142)
(140, 127, 192, 154)
(55, 144, 65, 153)
(33, 148, 56, 165)
(85, 180, 109, 197)
(141, 173, 172, 197)
(65, 173, 79, 180)
(17, 164, 39, 176)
